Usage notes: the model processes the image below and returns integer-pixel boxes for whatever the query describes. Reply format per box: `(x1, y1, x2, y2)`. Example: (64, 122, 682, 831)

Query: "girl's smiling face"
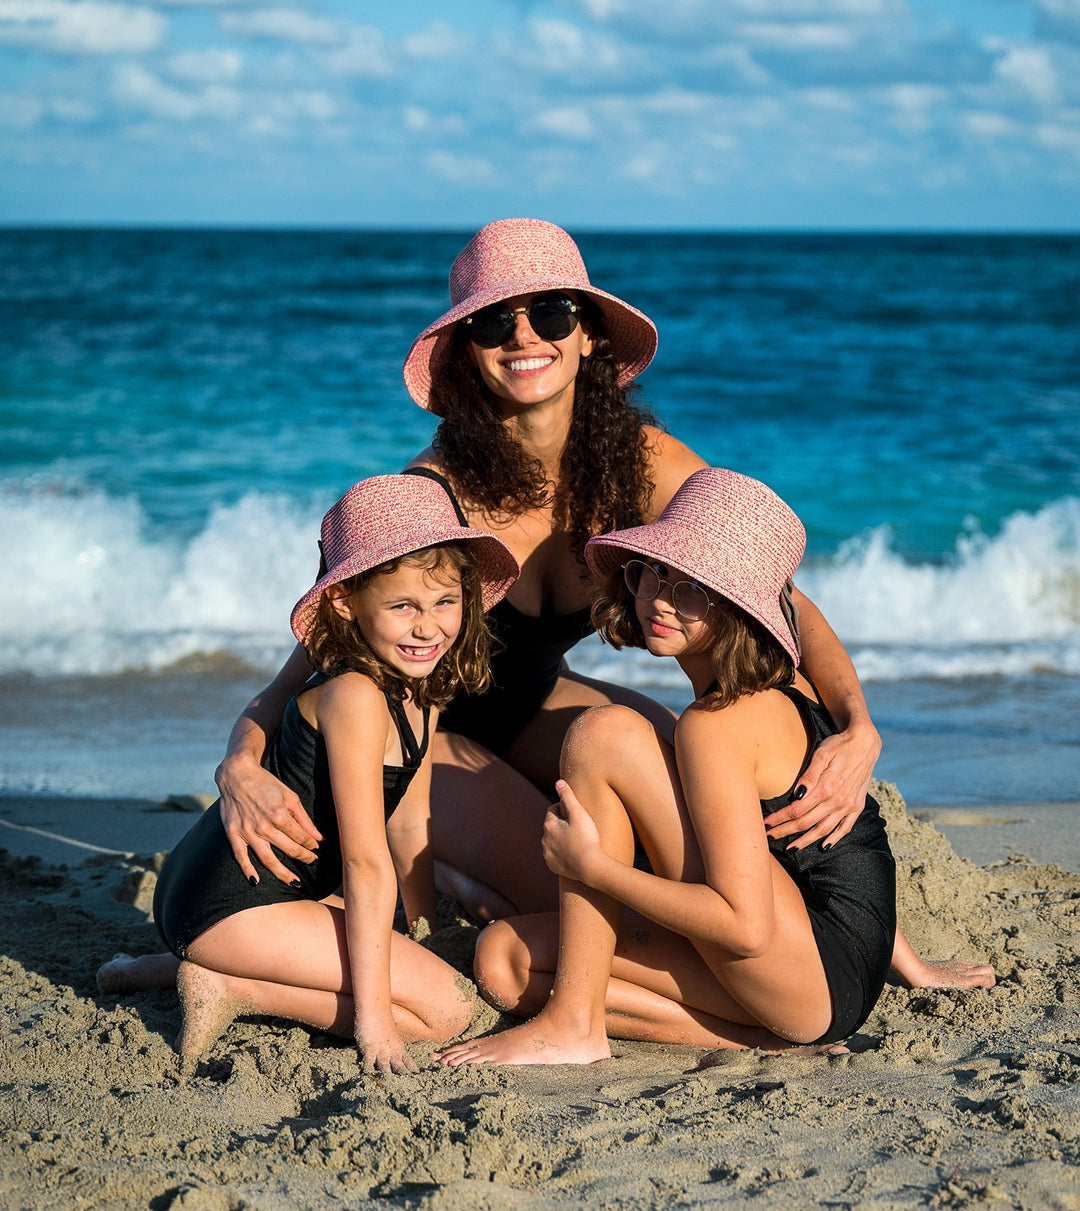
(465, 292, 594, 416)
(333, 557, 463, 680)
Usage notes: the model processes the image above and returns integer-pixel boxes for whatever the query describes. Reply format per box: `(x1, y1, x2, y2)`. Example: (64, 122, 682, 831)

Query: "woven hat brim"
(402, 280, 658, 413)
(291, 529, 519, 645)
(585, 527, 801, 666)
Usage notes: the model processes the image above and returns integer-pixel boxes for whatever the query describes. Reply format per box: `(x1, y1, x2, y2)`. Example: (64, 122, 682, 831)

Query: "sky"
(2, 0, 1079, 229)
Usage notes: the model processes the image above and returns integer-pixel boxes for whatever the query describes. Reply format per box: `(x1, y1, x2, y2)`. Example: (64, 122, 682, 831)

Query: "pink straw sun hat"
(402, 218, 658, 413)
(585, 468, 806, 664)
(290, 474, 519, 644)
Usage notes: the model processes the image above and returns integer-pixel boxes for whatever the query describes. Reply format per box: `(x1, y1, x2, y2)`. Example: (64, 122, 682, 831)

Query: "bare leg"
(437, 706, 834, 1068)
(890, 930, 996, 989)
(428, 671, 679, 919)
(175, 899, 473, 1056)
(97, 952, 180, 993)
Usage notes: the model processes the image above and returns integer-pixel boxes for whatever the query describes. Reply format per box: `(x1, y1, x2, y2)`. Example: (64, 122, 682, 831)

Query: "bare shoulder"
(310, 672, 388, 732)
(678, 690, 797, 748)
(403, 446, 442, 472)
(641, 426, 709, 518)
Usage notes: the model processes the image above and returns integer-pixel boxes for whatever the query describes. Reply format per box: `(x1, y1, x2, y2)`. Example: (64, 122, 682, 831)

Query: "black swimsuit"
(404, 467, 593, 756)
(741, 684, 896, 1043)
(153, 672, 429, 958)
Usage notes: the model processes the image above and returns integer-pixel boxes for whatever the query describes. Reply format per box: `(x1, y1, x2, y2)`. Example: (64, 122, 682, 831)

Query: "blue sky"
(2, 0, 1079, 228)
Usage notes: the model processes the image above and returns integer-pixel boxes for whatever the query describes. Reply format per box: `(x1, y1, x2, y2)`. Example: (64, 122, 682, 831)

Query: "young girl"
(437, 467, 897, 1065)
(110, 474, 518, 1073)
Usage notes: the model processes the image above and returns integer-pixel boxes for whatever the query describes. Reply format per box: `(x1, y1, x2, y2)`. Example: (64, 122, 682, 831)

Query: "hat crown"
(449, 218, 590, 306)
(320, 475, 454, 573)
(656, 468, 805, 596)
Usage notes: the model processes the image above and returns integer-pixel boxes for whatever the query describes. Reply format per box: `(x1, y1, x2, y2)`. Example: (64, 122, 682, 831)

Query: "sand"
(2, 782, 1080, 1210)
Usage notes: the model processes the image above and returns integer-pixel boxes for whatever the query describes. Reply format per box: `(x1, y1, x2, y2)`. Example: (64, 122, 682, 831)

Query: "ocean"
(2, 228, 1078, 807)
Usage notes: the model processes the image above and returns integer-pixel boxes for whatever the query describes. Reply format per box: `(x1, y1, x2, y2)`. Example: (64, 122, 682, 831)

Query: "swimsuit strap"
(402, 466, 468, 526)
(384, 691, 430, 769)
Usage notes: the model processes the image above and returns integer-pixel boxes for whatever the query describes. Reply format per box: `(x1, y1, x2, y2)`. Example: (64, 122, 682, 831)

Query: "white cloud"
(219, 7, 338, 45)
(110, 62, 240, 119)
(425, 149, 499, 186)
(530, 105, 596, 141)
(963, 110, 1020, 139)
(528, 16, 623, 73)
(402, 104, 464, 136)
(319, 26, 393, 76)
(0, 0, 166, 55)
(167, 47, 242, 82)
(1036, 119, 1080, 156)
(403, 20, 472, 60)
(994, 44, 1060, 106)
(739, 21, 856, 50)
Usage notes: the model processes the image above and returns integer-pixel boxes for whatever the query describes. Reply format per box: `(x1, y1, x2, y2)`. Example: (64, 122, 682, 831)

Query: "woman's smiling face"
(465, 292, 594, 415)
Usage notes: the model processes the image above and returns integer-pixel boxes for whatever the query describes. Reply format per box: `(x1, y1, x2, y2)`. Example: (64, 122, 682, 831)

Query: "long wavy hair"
(303, 542, 493, 710)
(591, 568, 794, 709)
(429, 301, 658, 557)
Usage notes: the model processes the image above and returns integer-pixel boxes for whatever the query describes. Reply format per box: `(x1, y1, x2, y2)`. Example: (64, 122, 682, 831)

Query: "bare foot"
(434, 1019, 611, 1068)
(176, 961, 250, 1056)
(899, 958, 996, 990)
(97, 952, 180, 994)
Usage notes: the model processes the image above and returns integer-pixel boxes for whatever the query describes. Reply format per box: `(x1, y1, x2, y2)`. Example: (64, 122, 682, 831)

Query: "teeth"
(508, 357, 553, 371)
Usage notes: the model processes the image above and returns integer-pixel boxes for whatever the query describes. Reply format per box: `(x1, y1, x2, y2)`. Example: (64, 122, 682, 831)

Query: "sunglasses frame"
(460, 292, 582, 349)
(623, 559, 713, 623)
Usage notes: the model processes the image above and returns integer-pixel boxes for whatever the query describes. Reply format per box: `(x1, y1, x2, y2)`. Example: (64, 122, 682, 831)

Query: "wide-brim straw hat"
(291, 474, 519, 644)
(402, 218, 658, 414)
(585, 467, 806, 664)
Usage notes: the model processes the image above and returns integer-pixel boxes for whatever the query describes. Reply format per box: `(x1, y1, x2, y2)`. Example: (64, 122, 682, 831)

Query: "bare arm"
(214, 641, 323, 886)
(763, 592, 881, 849)
(321, 675, 417, 1075)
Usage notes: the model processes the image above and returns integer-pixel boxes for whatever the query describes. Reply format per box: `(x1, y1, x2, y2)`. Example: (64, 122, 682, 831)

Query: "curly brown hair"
(591, 567, 793, 709)
(429, 301, 658, 558)
(303, 543, 493, 710)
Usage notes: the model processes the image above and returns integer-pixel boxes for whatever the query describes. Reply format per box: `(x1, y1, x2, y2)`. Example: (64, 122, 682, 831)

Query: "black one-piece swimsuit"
(153, 672, 429, 958)
(748, 684, 897, 1043)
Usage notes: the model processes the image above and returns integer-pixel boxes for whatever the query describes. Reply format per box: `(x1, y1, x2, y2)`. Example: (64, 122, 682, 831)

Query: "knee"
(562, 704, 648, 779)
(473, 920, 532, 1013)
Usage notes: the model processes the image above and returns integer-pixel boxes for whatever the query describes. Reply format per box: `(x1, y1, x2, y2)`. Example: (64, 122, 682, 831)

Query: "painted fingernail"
(822, 843, 832, 851)
(290, 879, 301, 889)
(794, 785, 807, 801)
(248, 875, 258, 887)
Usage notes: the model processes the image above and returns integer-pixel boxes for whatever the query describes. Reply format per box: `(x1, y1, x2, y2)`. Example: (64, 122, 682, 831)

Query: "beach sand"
(2, 783, 1080, 1210)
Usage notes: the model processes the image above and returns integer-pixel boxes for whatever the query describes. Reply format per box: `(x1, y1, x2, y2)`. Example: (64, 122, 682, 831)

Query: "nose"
(412, 611, 437, 638)
(653, 579, 676, 610)
(507, 308, 540, 347)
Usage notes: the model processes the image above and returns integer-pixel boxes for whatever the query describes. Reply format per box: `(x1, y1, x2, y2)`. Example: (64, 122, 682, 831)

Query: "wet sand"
(2, 782, 1080, 1210)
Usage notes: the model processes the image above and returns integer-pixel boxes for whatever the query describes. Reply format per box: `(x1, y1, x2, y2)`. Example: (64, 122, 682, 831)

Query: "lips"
(646, 617, 680, 638)
(398, 643, 441, 661)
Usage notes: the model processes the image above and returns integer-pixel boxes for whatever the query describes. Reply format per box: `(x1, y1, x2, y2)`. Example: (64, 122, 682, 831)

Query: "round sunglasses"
(459, 292, 582, 349)
(623, 559, 712, 623)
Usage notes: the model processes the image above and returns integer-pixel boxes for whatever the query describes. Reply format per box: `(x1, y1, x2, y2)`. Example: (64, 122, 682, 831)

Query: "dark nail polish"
(822, 842, 832, 851)
(247, 875, 258, 886)
(793, 785, 807, 801)
(290, 879, 302, 889)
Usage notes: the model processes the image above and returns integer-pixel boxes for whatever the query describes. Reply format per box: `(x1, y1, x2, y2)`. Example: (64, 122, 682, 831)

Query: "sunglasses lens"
(624, 560, 659, 600)
(464, 303, 515, 348)
(528, 295, 578, 341)
(673, 582, 711, 622)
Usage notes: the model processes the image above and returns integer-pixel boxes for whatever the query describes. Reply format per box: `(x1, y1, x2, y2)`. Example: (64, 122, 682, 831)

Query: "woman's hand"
(541, 780, 604, 884)
(215, 752, 323, 885)
(762, 721, 881, 850)
(356, 1022, 419, 1075)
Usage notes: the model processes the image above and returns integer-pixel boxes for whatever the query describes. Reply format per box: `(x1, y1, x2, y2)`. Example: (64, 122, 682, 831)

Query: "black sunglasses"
(460, 292, 582, 349)
(623, 559, 712, 623)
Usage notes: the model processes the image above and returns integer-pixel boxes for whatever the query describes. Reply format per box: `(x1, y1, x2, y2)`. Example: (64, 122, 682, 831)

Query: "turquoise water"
(2, 228, 1078, 803)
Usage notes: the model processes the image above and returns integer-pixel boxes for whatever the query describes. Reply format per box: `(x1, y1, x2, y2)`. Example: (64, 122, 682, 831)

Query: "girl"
(106, 474, 518, 1073)
(437, 468, 897, 1065)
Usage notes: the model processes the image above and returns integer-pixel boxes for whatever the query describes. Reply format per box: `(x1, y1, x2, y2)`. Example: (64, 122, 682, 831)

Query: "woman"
(209, 219, 989, 990)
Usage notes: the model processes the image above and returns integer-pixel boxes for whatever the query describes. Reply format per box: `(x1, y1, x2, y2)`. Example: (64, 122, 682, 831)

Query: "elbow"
(715, 915, 774, 959)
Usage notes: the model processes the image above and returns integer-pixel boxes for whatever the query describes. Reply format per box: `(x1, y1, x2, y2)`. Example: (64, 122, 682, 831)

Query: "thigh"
(430, 730, 557, 914)
(504, 670, 678, 792)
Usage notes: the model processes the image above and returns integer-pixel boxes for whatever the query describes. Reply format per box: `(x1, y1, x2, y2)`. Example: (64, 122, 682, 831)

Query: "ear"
(326, 584, 355, 622)
(579, 325, 595, 359)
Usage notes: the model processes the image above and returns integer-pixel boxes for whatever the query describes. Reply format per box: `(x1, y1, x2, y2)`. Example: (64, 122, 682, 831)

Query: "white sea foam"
(2, 481, 1078, 682)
